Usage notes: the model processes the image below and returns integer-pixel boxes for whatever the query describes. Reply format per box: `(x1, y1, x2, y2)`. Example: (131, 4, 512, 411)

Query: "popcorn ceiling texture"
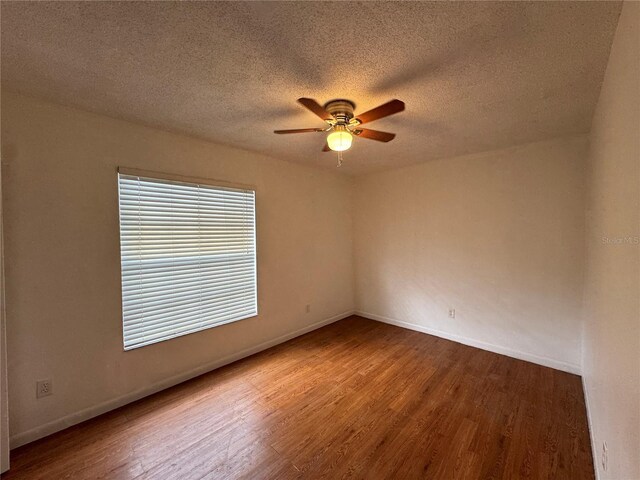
(0, 1, 621, 175)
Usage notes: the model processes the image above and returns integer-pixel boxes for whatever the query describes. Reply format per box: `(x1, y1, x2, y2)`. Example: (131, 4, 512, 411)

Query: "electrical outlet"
(448, 308, 456, 319)
(305, 304, 311, 314)
(36, 379, 53, 399)
(601, 441, 608, 471)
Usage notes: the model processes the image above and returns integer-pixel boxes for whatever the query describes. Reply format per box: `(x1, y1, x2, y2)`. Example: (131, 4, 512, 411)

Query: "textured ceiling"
(1, 1, 621, 175)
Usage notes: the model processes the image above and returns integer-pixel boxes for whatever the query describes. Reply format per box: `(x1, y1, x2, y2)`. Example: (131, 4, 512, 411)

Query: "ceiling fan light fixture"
(327, 127, 352, 152)
(273, 98, 404, 157)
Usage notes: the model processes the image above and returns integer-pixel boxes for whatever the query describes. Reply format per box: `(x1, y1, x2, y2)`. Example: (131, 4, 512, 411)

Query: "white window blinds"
(118, 171, 257, 350)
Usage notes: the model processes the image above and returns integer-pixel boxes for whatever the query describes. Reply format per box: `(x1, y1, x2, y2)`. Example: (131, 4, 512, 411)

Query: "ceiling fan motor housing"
(324, 99, 356, 125)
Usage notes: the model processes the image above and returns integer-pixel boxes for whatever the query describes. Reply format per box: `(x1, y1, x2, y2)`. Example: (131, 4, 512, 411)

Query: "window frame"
(116, 167, 258, 350)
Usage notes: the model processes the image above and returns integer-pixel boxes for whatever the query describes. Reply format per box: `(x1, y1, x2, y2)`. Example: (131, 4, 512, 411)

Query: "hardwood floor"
(1, 316, 594, 479)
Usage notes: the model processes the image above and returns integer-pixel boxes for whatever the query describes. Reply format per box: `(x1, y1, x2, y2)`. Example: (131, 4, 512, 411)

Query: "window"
(117, 169, 257, 350)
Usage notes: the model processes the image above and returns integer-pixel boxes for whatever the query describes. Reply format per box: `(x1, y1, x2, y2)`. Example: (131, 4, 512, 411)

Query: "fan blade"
(354, 128, 396, 142)
(322, 142, 331, 152)
(298, 98, 334, 122)
(274, 128, 325, 134)
(355, 99, 405, 125)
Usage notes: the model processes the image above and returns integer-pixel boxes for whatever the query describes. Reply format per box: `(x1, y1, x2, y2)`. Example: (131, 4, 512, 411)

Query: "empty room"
(0, 1, 638, 479)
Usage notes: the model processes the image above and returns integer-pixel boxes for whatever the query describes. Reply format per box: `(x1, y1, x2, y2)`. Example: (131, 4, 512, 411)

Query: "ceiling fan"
(274, 98, 405, 154)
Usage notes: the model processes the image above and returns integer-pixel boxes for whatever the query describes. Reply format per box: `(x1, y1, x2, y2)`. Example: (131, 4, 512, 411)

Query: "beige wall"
(582, 3, 640, 479)
(354, 136, 587, 373)
(0, 92, 355, 447)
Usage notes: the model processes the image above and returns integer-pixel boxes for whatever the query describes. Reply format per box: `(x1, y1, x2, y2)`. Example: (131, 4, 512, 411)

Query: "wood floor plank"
(1, 316, 594, 479)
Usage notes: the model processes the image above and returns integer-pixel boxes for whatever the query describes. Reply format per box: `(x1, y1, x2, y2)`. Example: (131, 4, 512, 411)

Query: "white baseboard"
(582, 376, 600, 480)
(10, 310, 354, 449)
(356, 311, 581, 375)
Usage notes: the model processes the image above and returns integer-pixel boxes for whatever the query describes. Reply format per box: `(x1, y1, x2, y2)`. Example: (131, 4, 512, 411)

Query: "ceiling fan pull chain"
(337, 151, 343, 168)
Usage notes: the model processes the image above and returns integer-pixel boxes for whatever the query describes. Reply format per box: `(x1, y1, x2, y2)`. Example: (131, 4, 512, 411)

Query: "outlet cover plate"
(36, 379, 53, 398)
